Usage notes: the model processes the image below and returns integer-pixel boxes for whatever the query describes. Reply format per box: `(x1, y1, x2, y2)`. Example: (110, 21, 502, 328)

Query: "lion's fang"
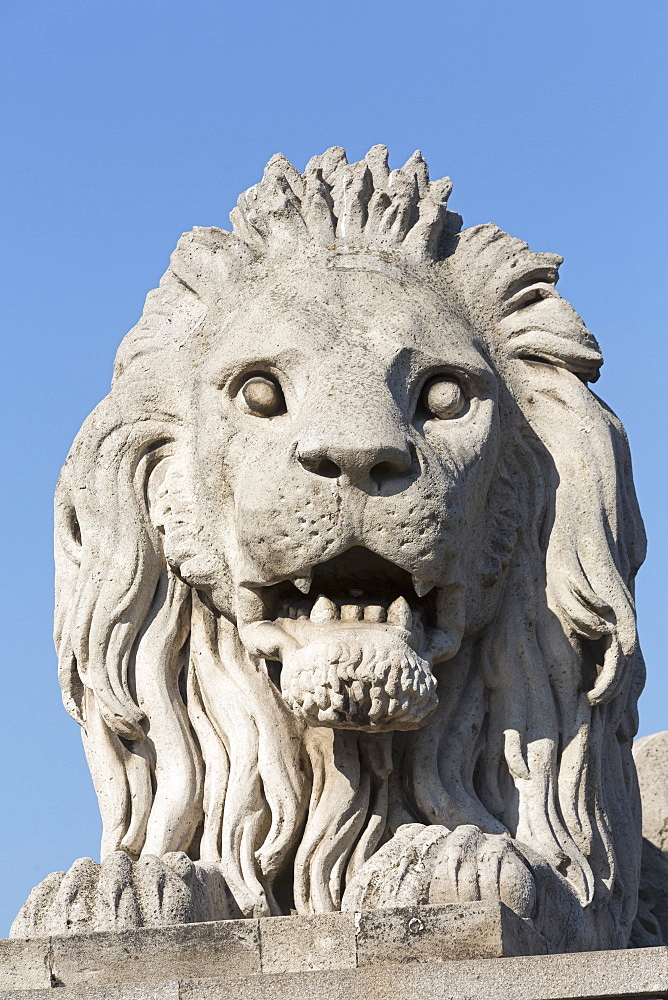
(412, 576, 434, 598)
(387, 596, 413, 629)
(293, 576, 312, 594)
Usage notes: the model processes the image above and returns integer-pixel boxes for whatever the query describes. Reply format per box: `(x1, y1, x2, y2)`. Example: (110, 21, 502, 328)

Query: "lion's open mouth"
(264, 547, 436, 631)
(236, 548, 462, 732)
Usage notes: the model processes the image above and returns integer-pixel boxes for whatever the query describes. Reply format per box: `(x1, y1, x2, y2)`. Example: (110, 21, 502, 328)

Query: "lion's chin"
(279, 627, 438, 732)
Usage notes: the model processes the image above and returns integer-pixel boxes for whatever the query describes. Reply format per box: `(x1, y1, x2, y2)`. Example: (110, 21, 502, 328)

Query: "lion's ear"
(499, 291, 601, 382)
(450, 224, 602, 382)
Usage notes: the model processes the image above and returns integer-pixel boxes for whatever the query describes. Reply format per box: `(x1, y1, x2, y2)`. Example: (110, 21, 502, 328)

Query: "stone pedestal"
(1, 904, 665, 1000)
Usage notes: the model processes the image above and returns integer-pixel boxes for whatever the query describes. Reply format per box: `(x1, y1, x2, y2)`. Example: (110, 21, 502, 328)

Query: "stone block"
(177, 946, 668, 1000)
(634, 731, 668, 851)
(0, 903, 546, 991)
(259, 911, 356, 973)
(355, 901, 546, 965)
(1, 945, 668, 1000)
(0, 986, 179, 1000)
(49, 918, 260, 988)
(0, 938, 50, 990)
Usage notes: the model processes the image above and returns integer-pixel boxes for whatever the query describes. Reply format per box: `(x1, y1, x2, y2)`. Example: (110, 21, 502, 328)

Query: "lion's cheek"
(153, 492, 236, 617)
(232, 473, 355, 581)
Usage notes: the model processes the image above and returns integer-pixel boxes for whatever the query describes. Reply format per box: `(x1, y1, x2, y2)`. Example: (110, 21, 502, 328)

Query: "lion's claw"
(428, 825, 536, 917)
(342, 823, 536, 918)
(10, 852, 233, 938)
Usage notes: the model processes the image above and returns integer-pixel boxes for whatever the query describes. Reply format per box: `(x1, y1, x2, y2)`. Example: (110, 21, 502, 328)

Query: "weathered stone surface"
(633, 837, 668, 947)
(0, 948, 666, 1000)
(259, 911, 356, 973)
(0, 988, 179, 1000)
(0, 939, 50, 991)
(49, 919, 260, 988)
(634, 731, 668, 850)
(355, 902, 545, 965)
(12, 146, 650, 957)
(1, 905, 544, 989)
(178, 948, 668, 1000)
(630, 732, 668, 947)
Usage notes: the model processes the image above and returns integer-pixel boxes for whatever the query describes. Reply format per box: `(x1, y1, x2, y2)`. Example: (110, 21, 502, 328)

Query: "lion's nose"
(297, 439, 413, 486)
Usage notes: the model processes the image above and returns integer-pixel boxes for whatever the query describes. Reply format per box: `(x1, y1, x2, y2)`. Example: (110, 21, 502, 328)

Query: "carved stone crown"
(229, 145, 458, 261)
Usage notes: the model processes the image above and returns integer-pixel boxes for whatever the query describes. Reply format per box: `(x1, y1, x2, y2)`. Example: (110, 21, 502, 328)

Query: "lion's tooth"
(412, 576, 434, 598)
(364, 605, 386, 623)
(387, 596, 412, 629)
(311, 595, 338, 623)
(236, 586, 266, 625)
(293, 576, 312, 595)
(341, 604, 362, 621)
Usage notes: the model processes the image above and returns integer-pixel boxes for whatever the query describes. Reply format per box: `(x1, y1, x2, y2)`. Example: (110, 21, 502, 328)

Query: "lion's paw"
(10, 852, 233, 938)
(428, 824, 536, 917)
(342, 823, 535, 918)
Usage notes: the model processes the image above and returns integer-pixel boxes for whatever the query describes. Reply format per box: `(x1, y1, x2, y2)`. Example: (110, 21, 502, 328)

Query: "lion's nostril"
(298, 442, 412, 484)
(370, 447, 413, 485)
(370, 461, 396, 485)
(315, 459, 341, 478)
(299, 455, 341, 478)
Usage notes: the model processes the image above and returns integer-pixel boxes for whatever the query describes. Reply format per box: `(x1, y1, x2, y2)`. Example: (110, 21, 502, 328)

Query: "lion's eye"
(422, 377, 465, 420)
(240, 376, 285, 417)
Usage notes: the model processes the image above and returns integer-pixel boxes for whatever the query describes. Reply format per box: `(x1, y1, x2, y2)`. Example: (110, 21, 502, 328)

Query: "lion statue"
(12, 147, 647, 954)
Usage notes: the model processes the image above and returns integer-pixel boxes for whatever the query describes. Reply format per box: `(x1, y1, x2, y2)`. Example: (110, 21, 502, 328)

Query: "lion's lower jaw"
(279, 629, 438, 731)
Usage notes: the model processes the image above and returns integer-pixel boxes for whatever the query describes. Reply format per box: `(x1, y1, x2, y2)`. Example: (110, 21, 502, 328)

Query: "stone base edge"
(1, 948, 668, 1000)
(0, 902, 545, 990)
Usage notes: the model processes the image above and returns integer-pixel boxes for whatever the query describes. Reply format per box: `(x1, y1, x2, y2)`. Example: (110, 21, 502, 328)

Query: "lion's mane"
(54, 148, 645, 947)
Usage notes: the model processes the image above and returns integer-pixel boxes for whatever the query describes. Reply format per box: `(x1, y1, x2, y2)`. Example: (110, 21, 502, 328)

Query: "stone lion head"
(54, 147, 645, 947)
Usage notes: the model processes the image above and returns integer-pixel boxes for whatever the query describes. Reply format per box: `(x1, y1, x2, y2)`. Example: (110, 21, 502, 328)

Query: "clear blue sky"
(1, 0, 666, 934)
